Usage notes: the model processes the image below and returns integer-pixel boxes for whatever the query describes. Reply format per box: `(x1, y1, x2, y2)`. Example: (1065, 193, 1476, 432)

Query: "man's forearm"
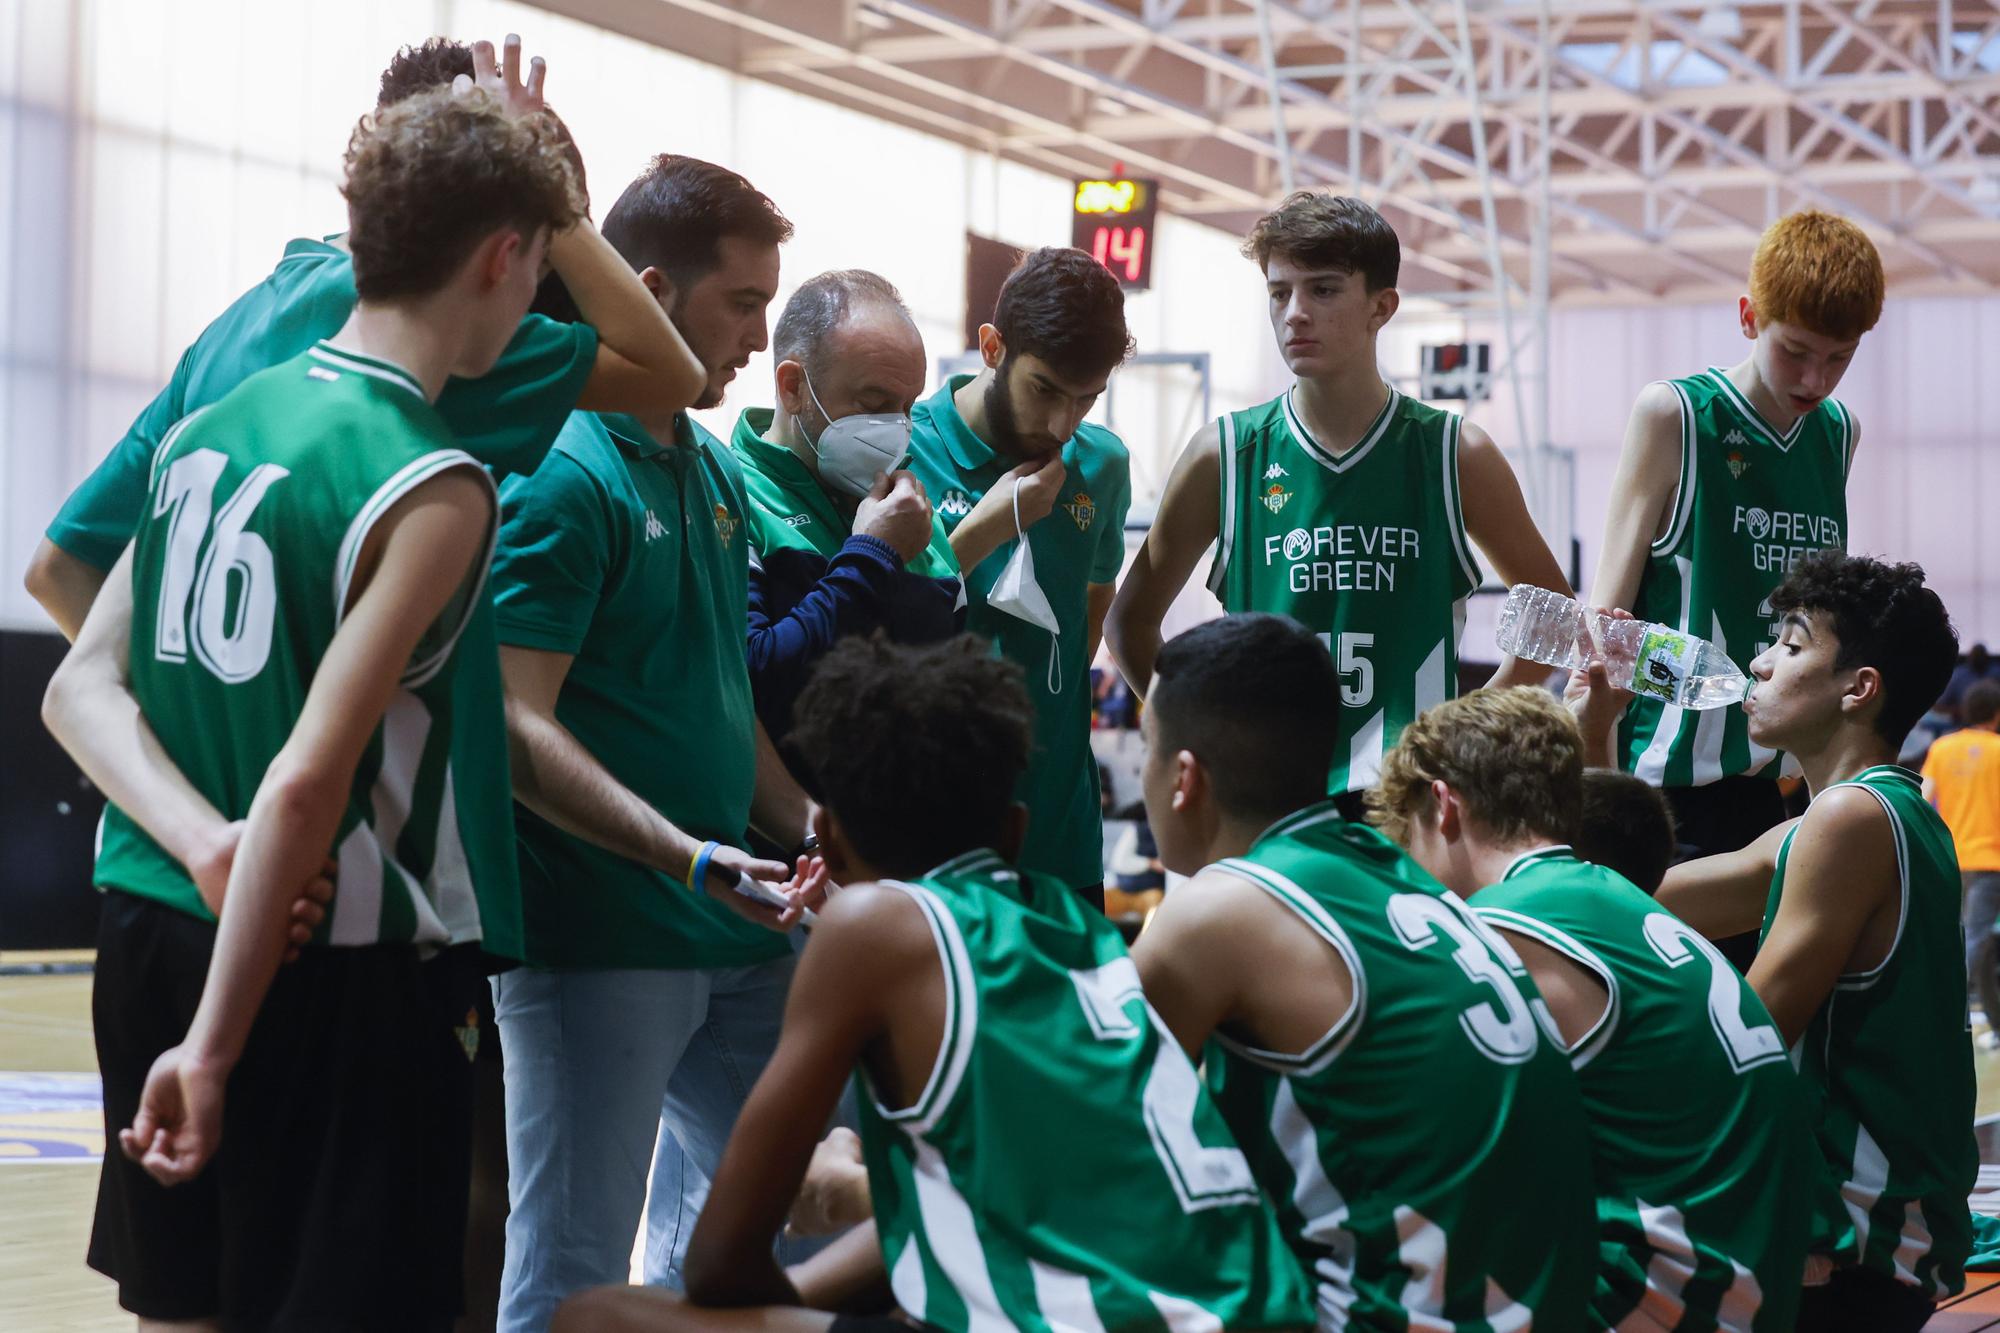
(947, 507, 1011, 574)
(507, 702, 697, 874)
(1485, 654, 1549, 691)
(749, 719, 811, 850)
(548, 223, 702, 402)
(25, 540, 109, 642)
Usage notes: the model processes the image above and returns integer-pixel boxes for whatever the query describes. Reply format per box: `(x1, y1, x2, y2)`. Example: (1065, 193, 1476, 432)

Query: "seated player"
(553, 634, 1314, 1332)
(1128, 614, 1595, 1332)
(1574, 769, 1677, 896)
(39, 85, 581, 1329)
(1370, 686, 1817, 1332)
(1655, 551, 1974, 1331)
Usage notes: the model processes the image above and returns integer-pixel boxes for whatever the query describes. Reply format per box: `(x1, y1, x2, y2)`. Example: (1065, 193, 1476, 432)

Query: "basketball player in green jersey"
(1107, 193, 1570, 807)
(1129, 614, 1595, 1332)
(38, 87, 580, 1328)
(1591, 211, 1884, 862)
(1651, 551, 1972, 1331)
(552, 634, 1313, 1333)
(1370, 686, 1817, 1333)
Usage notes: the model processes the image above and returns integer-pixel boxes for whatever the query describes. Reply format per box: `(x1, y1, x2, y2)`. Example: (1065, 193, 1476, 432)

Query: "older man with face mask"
(731, 270, 964, 766)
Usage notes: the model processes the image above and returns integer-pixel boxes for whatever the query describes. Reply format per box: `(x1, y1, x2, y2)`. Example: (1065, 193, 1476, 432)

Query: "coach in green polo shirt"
(906, 247, 1134, 905)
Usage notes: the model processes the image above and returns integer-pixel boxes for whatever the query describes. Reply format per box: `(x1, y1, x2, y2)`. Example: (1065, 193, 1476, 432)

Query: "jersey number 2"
(1642, 914, 1787, 1072)
(1070, 958, 1263, 1214)
(153, 448, 290, 683)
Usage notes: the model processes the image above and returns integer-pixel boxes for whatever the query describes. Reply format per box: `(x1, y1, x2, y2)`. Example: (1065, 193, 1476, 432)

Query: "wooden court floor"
(8, 968, 2000, 1329)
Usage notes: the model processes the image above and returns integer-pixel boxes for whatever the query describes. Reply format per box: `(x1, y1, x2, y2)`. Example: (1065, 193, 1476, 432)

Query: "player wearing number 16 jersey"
(554, 634, 1312, 1333)
(1372, 687, 1817, 1332)
(1130, 615, 1594, 1332)
(41, 89, 583, 1327)
(1108, 194, 1570, 804)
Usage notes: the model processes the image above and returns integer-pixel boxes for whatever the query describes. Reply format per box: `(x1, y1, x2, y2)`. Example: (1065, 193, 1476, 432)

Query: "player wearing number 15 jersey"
(1372, 687, 1817, 1332)
(555, 634, 1312, 1333)
(1131, 616, 1594, 1332)
(41, 88, 583, 1327)
(1108, 194, 1570, 802)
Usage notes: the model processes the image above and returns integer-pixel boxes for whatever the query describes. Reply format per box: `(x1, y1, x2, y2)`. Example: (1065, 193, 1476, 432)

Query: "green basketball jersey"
(1761, 766, 1976, 1298)
(1623, 370, 1852, 787)
(1209, 389, 1480, 794)
(1475, 847, 1817, 1331)
(855, 849, 1313, 1333)
(1201, 803, 1595, 1331)
(95, 343, 496, 949)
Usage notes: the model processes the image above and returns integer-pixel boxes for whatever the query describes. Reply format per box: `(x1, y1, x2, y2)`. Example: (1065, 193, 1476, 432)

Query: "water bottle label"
(1631, 628, 1697, 702)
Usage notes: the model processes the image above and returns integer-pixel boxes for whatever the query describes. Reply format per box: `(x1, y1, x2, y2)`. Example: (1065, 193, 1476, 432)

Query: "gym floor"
(8, 964, 2000, 1329)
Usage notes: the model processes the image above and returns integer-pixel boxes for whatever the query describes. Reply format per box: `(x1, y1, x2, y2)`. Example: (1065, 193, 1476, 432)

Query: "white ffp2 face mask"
(985, 478, 1063, 693)
(804, 370, 912, 500)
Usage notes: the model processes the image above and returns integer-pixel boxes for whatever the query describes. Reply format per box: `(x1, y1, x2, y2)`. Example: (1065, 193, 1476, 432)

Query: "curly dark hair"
(790, 635, 1035, 877)
(1152, 614, 1339, 823)
(376, 37, 474, 109)
(1769, 550, 1957, 745)
(1242, 192, 1400, 290)
(992, 246, 1135, 382)
(342, 87, 585, 302)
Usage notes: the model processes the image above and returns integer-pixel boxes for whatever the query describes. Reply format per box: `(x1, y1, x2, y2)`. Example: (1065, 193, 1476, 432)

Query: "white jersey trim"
(1652, 380, 1698, 558)
(1828, 769, 1913, 992)
(1703, 367, 1806, 453)
(868, 881, 979, 1134)
(1205, 413, 1238, 599)
(1283, 384, 1399, 476)
(1439, 413, 1482, 592)
(1208, 857, 1368, 1078)
(1474, 905, 1621, 1071)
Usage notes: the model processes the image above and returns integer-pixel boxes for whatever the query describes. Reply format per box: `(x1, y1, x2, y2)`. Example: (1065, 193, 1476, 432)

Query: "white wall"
(5, 0, 1995, 647)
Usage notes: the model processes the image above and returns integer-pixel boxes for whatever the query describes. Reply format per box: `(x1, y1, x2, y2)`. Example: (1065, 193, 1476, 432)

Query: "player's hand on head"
(456, 34, 547, 120)
(120, 1044, 226, 1186)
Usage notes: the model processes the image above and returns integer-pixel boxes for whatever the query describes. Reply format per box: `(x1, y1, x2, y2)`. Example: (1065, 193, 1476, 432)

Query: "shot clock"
(1072, 177, 1158, 291)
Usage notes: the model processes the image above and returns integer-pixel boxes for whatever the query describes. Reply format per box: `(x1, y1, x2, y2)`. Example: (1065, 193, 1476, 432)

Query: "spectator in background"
(1941, 645, 2000, 722)
(1922, 679, 2000, 990)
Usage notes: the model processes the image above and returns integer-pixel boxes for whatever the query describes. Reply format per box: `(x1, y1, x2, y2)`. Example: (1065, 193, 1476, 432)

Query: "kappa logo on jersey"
(1263, 463, 1289, 481)
(938, 488, 974, 520)
(1726, 449, 1749, 479)
(1063, 491, 1097, 531)
(1262, 483, 1292, 514)
(643, 509, 667, 542)
(713, 503, 740, 546)
(783, 513, 813, 529)
(1723, 428, 1748, 447)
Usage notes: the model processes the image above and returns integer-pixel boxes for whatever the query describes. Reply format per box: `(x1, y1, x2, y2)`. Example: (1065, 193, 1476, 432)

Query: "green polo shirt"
(905, 376, 1131, 889)
(729, 407, 957, 576)
(490, 411, 786, 971)
(43, 234, 600, 966)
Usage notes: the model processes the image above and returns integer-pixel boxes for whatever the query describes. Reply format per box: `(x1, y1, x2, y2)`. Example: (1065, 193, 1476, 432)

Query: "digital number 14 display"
(1071, 177, 1158, 291)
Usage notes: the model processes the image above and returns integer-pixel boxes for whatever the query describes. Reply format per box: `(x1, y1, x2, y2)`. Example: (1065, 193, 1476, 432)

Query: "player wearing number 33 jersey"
(1131, 616, 1594, 1333)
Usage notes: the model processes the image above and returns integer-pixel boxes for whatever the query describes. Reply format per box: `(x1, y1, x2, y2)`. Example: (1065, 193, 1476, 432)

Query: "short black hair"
(1242, 192, 1400, 291)
(790, 635, 1034, 878)
(1150, 614, 1337, 822)
(992, 246, 1134, 382)
(601, 154, 792, 295)
(772, 270, 911, 375)
(1964, 680, 2000, 727)
(377, 38, 473, 110)
(1575, 770, 1677, 896)
(1769, 550, 1958, 746)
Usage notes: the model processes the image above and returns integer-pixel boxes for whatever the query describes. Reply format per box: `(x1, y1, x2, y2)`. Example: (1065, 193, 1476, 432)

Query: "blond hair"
(1368, 687, 1582, 847)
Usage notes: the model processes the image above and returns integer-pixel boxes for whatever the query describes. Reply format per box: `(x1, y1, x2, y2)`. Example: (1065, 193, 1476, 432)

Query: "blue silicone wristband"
(690, 840, 719, 894)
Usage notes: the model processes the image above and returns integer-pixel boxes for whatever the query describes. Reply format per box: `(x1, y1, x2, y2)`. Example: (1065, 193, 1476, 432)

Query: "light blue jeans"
(491, 951, 798, 1333)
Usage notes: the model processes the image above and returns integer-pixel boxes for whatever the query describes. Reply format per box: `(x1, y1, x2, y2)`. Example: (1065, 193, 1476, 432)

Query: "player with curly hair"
(1651, 550, 1973, 1330)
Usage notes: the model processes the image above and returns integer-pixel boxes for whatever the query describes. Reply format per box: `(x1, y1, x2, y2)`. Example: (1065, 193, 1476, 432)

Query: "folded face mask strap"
(1046, 636, 1061, 694)
(1011, 475, 1026, 536)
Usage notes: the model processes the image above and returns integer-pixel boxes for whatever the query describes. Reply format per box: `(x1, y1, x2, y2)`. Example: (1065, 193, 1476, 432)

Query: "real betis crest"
(1262, 482, 1292, 514)
(1063, 491, 1097, 531)
(713, 502, 740, 546)
(1726, 450, 1749, 479)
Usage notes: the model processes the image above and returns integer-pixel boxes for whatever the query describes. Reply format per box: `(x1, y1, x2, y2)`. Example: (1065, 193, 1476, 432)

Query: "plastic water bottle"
(1493, 585, 1751, 710)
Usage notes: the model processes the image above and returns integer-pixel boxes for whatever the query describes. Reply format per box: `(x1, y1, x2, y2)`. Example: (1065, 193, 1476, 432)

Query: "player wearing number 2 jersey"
(40, 88, 585, 1328)
(1658, 552, 1974, 1332)
(1130, 615, 1593, 1332)
(1108, 193, 1570, 805)
(555, 633, 1312, 1332)
(1373, 687, 1817, 1332)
